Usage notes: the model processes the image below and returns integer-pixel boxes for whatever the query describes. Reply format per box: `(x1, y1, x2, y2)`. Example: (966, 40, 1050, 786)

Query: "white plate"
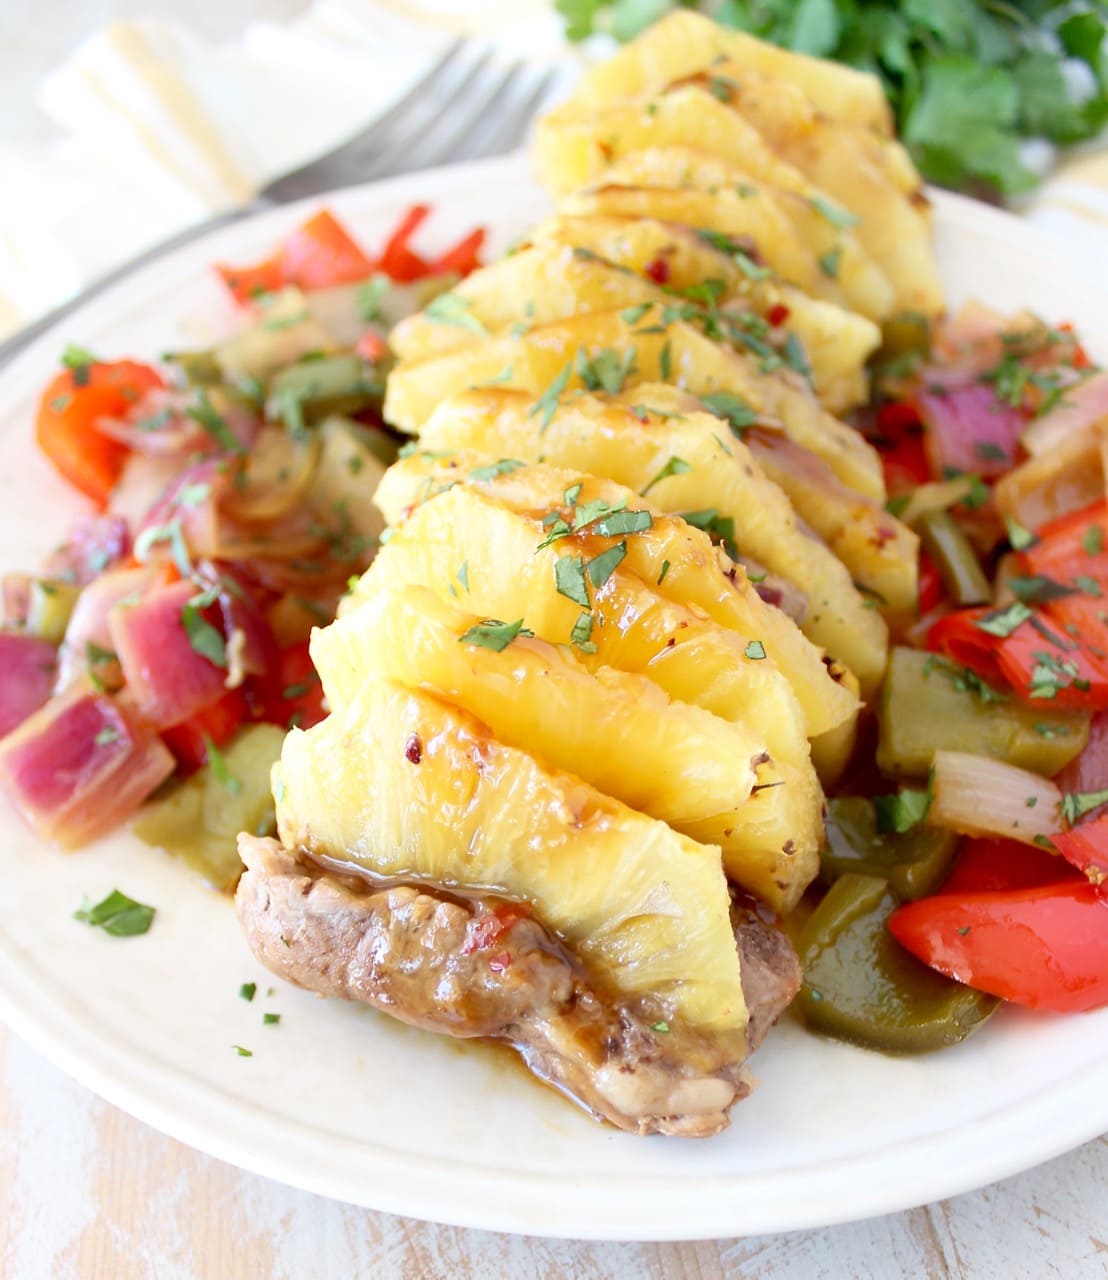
(1, 153, 1107, 1242)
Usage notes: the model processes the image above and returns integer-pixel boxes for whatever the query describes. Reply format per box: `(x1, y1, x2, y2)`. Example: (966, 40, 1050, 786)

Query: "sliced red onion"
(0, 685, 174, 848)
(93, 388, 207, 457)
(919, 384, 1024, 480)
(42, 515, 129, 587)
(55, 565, 160, 692)
(108, 578, 229, 728)
(0, 632, 57, 738)
(1021, 370, 1108, 458)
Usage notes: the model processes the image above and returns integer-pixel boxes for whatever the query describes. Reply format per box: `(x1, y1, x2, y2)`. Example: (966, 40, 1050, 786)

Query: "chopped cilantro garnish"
(874, 776, 933, 834)
(240, 982, 257, 1002)
(263, 1012, 281, 1026)
(233, 1045, 253, 1058)
(657, 559, 671, 586)
(745, 640, 766, 660)
(1083, 525, 1105, 556)
(620, 303, 652, 326)
(181, 598, 228, 668)
(701, 390, 757, 434)
(187, 391, 243, 454)
(570, 611, 597, 653)
(468, 458, 525, 482)
(973, 601, 1033, 638)
(641, 455, 692, 496)
(1005, 515, 1037, 551)
(818, 246, 843, 279)
(456, 561, 470, 592)
(424, 292, 488, 335)
(555, 555, 590, 607)
(204, 737, 242, 795)
(659, 339, 673, 381)
(458, 618, 532, 652)
(74, 889, 155, 937)
(356, 275, 390, 322)
(1061, 787, 1108, 826)
(593, 509, 652, 537)
(809, 197, 859, 229)
(529, 361, 572, 432)
(564, 483, 582, 506)
(576, 345, 637, 395)
(586, 541, 627, 588)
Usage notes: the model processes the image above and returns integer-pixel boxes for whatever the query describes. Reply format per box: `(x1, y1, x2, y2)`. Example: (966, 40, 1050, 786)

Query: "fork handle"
(0, 202, 267, 370)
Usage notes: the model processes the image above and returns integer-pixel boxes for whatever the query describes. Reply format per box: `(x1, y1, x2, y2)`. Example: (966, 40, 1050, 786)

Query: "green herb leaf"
(356, 275, 391, 323)
(620, 302, 652, 326)
(424, 292, 488, 336)
(657, 559, 671, 585)
(240, 982, 257, 1002)
(263, 1012, 281, 1025)
(641, 455, 691, 496)
(187, 391, 243, 454)
(529, 361, 573, 432)
(586, 541, 628, 588)
(745, 640, 766, 660)
(458, 618, 532, 652)
(570, 610, 597, 653)
(808, 196, 859, 229)
(74, 889, 155, 937)
(818, 246, 843, 279)
(701, 390, 758, 434)
(973, 601, 1033, 638)
(1083, 524, 1105, 556)
(1005, 515, 1037, 551)
(874, 781, 932, 834)
(181, 599, 228, 668)
(204, 736, 242, 795)
(1061, 787, 1108, 826)
(555, 555, 590, 606)
(576, 345, 638, 394)
(592, 509, 653, 536)
(468, 458, 526, 482)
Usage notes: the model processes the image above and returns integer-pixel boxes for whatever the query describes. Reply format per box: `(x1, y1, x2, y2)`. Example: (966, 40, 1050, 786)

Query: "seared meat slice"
(235, 835, 801, 1137)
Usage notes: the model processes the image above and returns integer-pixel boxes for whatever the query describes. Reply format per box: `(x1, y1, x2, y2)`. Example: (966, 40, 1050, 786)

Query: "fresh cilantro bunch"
(555, 0, 1108, 198)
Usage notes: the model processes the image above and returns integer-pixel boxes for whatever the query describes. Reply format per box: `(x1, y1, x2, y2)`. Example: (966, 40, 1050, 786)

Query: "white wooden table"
(1, 1022, 1105, 1278)
(2, 4, 1107, 1275)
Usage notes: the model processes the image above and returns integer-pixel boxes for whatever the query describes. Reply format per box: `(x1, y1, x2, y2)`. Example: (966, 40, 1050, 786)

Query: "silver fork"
(0, 41, 560, 365)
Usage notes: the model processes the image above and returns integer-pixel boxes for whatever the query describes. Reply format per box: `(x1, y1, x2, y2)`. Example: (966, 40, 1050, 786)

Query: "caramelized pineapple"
(352, 491, 810, 761)
(368, 457, 858, 745)
(275, 678, 746, 1031)
(384, 305, 885, 501)
(314, 583, 766, 826)
(564, 9, 892, 134)
(412, 385, 893, 693)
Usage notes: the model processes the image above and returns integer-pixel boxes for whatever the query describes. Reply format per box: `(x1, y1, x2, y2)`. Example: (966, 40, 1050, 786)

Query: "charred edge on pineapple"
(235, 835, 801, 1137)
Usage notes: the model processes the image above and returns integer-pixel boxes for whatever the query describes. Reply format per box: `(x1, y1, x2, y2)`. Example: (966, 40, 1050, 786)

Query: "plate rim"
(1, 152, 1107, 1240)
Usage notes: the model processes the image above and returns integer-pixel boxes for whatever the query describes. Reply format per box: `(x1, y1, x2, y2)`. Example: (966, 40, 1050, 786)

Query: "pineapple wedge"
(384, 304, 885, 502)
(537, 84, 941, 317)
(564, 9, 892, 135)
(367, 454, 858, 743)
(390, 234, 877, 413)
(745, 427, 919, 619)
(314, 583, 766, 825)
(578, 147, 894, 321)
(531, 214, 879, 412)
(321, 583, 819, 911)
(275, 678, 746, 1031)
(354, 482, 815, 763)
(413, 386, 890, 694)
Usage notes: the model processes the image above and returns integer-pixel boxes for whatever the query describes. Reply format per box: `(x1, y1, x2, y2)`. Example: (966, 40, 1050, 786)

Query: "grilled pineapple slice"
(538, 84, 940, 316)
(275, 678, 746, 1031)
(745, 427, 919, 619)
(413, 386, 889, 694)
(316, 582, 768, 823)
(531, 214, 879, 411)
(355, 481, 817, 761)
(325, 579, 818, 910)
(367, 455, 858, 743)
(578, 148, 894, 321)
(565, 9, 892, 135)
(391, 234, 877, 413)
(385, 304, 884, 501)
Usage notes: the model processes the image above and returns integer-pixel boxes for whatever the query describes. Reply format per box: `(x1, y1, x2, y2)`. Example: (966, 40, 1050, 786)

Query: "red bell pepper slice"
(888, 881, 1108, 1012)
(429, 226, 486, 277)
(377, 204, 432, 282)
(917, 550, 945, 615)
(276, 209, 375, 290)
(162, 687, 249, 774)
(992, 612, 1108, 709)
(215, 257, 285, 306)
(1022, 499, 1108, 577)
(259, 643, 326, 731)
(1051, 817, 1108, 897)
(939, 836, 1079, 896)
(36, 359, 165, 507)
